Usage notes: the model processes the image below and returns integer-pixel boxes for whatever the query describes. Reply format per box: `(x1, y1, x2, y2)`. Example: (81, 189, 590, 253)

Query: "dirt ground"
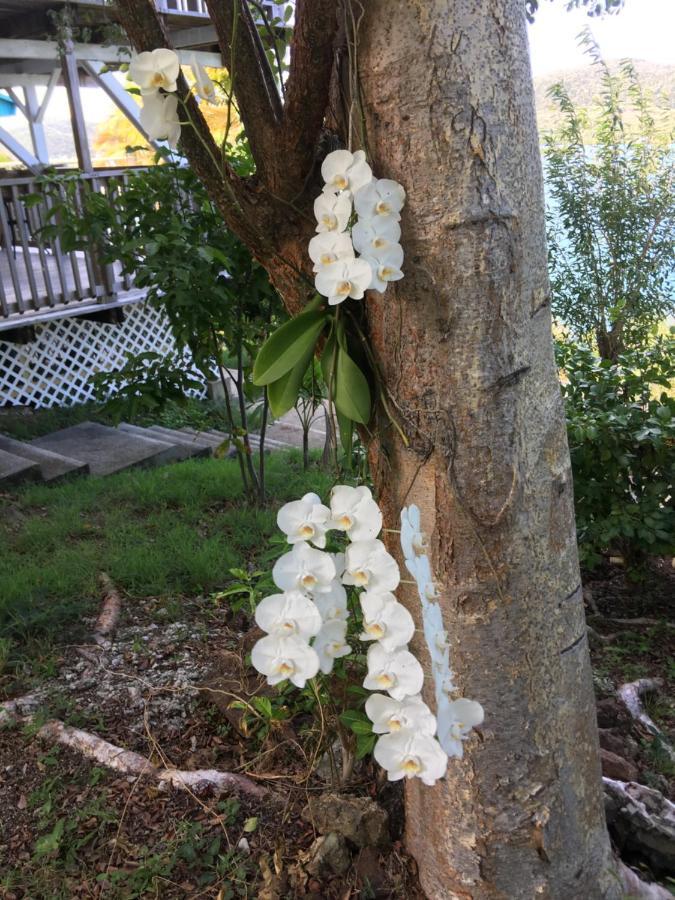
(0, 560, 672, 898)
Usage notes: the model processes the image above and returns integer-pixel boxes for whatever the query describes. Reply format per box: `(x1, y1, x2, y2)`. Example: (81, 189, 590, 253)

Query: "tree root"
(3, 709, 270, 800)
(617, 679, 675, 763)
(604, 777, 675, 878)
(617, 860, 673, 899)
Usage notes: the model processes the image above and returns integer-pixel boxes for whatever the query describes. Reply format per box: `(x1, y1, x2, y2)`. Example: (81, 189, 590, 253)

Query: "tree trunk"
(356, 2, 619, 897)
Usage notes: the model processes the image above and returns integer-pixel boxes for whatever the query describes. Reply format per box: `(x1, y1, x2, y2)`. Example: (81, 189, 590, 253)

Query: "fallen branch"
(617, 679, 675, 763)
(94, 572, 123, 648)
(607, 617, 674, 629)
(37, 719, 271, 800)
(604, 777, 675, 877)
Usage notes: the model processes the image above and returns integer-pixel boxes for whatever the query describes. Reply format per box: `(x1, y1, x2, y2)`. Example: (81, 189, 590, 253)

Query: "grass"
(0, 451, 333, 677)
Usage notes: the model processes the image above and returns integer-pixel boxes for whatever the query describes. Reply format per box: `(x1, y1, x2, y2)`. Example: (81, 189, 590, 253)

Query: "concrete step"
(142, 425, 214, 456)
(0, 447, 40, 486)
(0, 434, 89, 483)
(116, 423, 209, 461)
(31, 422, 179, 476)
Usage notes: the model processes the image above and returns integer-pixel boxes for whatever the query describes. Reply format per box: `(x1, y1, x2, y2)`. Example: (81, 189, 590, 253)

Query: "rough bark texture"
(356, 2, 619, 897)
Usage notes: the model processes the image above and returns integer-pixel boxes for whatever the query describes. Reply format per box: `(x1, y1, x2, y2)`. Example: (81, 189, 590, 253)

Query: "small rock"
(237, 837, 251, 855)
(302, 793, 389, 849)
(599, 728, 637, 760)
(315, 739, 344, 785)
(596, 698, 632, 729)
(305, 832, 351, 877)
(600, 748, 639, 782)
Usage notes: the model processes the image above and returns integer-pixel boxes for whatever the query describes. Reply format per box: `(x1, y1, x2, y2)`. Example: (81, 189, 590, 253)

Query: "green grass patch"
(0, 451, 332, 668)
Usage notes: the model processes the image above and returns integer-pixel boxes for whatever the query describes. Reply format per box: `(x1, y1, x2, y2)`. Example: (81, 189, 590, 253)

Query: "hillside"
(533, 58, 675, 134)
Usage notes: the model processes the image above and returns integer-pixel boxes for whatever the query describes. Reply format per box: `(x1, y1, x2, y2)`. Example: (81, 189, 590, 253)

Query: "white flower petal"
(436, 698, 484, 758)
(315, 258, 373, 306)
(374, 730, 447, 784)
(251, 634, 319, 688)
(314, 192, 352, 234)
(330, 485, 382, 541)
(354, 178, 405, 222)
(360, 593, 415, 652)
(129, 48, 180, 95)
(254, 590, 322, 640)
(365, 693, 437, 736)
(321, 149, 373, 195)
(273, 543, 336, 595)
(352, 219, 401, 257)
(363, 643, 423, 700)
(308, 232, 355, 272)
(313, 620, 351, 674)
(312, 579, 348, 622)
(277, 494, 330, 547)
(344, 539, 400, 593)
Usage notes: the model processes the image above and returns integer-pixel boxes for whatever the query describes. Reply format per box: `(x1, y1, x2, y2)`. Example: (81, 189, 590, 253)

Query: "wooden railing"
(156, 0, 210, 15)
(0, 169, 145, 330)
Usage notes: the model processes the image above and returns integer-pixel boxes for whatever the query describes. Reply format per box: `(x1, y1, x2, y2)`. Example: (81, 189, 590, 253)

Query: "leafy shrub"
(557, 336, 674, 568)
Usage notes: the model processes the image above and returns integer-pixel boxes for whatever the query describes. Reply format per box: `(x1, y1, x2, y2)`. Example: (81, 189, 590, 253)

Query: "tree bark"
(356, 2, 619, 897)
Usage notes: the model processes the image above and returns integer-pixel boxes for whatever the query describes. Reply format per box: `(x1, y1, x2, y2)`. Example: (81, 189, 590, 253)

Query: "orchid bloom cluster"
(250, 487, 483, 786)
(310, 150, 406, 305)
(128, 49, 217, 148)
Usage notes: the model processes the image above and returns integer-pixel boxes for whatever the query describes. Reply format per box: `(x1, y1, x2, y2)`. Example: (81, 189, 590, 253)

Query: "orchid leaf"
(253, 303, 326, 386)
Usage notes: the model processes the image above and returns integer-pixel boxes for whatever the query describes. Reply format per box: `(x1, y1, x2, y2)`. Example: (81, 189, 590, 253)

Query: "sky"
(528, 0, 675, 76)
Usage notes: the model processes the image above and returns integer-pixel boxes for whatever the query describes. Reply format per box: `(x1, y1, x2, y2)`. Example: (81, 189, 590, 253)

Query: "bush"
(557, 336, 674, 568)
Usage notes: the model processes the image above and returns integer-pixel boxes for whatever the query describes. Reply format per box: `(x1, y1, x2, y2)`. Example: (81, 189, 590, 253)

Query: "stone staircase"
(0, 411, 327, 487)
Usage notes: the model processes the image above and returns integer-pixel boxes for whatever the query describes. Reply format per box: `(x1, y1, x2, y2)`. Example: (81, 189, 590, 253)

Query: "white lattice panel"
(0, 303, 205, 409)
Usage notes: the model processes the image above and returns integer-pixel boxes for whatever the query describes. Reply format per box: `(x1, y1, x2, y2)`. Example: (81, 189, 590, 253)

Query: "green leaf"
(335, 346, 371, 424)
(35, 819, 65, 856)
(243, 816, 259, 833)
(339, 709, 373, 736)
(355, 732, 376, 760)
(253, 304, 326, 386)
(336, 407, 353, 457)
(267, 346, 313, 417)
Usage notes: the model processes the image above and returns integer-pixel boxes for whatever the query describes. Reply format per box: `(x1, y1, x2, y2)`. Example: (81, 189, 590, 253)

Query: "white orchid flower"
(354, 178, 406, 222)
(129, 48, 180, 95)
(308, 232, 355, 273)
(312, 620, 351, 674)
(313, 579, 348, 622)
(314, 191, 352, 233)
(331, 552, 346, 579)
(343, 539, 400, 593)
(251, 633, 319, 688)
(190, 54, 217, 104)
(329, 485, 382, 542)
(315, 258, 372, 306)
(273, 542, 336, 595)
(363, 643, 423, 700)
(140, 92, 181, 146)
(321, 149, 373, 195)
(277, 492, 331, 547)
(352, 218, 401, 258)
(400, 505, 427, 563)
(363, 245, 404, 293)
(359, 592, 415, 652)
(374, 730, 448, 785)
(404, 549, 437, 599)
(254, 590, 322, 641)
(436, 698, 484, 758)
(365, 693, 437, 736)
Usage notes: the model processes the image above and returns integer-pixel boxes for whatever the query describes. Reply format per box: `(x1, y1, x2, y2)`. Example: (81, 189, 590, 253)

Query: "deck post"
(60, 36, 93, 173)
(23, 85, 49, 166)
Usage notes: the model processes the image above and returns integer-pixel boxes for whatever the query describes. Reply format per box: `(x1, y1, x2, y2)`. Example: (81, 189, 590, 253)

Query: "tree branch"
(114, 0, 270, 252)
(281, 0, 339, 191)
(204, 0, 282, 183)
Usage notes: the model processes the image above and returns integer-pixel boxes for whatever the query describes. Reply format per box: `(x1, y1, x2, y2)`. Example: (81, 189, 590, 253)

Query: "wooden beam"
(81, 61, 158, 147)
(0, 73, 52, 88)
(0, 125, 41, 172)
(170, 24, 217, 49)
(6, 89, 26, 115)
(60, 41, 92, 172)
(37, 69, 60, 123)
(0, 38, 221, 68)
(24, 85, 49, 165)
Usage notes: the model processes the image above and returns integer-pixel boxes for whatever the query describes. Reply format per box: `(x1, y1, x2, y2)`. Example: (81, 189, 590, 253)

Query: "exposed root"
(617, 860, 673, 899)
(617, 679, 675, 763)
(93, 572, 123, 648)
(2, 707, 270, 801)
(604, 778, 675, 878)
